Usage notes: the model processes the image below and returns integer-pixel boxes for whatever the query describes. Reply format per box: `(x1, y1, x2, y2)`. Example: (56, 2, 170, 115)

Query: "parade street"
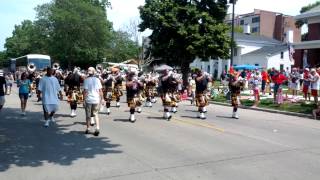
(1, 91, 320, 180)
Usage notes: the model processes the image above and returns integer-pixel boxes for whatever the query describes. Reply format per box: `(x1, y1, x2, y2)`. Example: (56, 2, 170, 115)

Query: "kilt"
(103, 87, 113, 102)
(161, 93, 172, 106)
(195, 93, 208, 107)
(231, 93, 240, 106)
(127, 97, 141, 108)
(112, 86, 123, 100)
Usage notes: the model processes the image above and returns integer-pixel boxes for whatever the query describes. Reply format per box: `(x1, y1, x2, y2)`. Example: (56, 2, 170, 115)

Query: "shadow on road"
(0, 108, 122, 172)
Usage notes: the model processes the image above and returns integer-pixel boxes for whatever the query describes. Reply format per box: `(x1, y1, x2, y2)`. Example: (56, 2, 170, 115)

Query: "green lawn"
(212, 95, 316, 114)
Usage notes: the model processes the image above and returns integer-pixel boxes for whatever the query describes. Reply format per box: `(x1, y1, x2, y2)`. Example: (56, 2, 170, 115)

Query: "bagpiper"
(144, 73, 157, 107)
(112, 68, 124, 108)
(159, 69, 178, 120)
(126, 71, 143, 122)
(101, 70, 113, 115)
(229, 72, 244, 119)
(195, 69, 212, 119)
(65, 68, 83, 117)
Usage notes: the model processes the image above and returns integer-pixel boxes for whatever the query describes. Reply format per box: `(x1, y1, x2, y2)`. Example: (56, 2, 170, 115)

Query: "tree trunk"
(180, 59, 191, 89)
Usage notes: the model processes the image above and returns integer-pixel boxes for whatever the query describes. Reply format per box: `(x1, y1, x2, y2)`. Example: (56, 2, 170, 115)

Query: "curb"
(209, 101, 313, 119)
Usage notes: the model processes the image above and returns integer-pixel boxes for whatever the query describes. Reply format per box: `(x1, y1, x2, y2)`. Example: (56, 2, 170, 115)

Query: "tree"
(139, 0, 231, 84)
(296, 1, 320, 28)
(35, 0, 113, 68)
(105, 30, 140, 63)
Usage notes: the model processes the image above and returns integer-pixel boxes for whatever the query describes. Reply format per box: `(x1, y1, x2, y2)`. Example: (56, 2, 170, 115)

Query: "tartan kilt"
(103, 87, 113, 102)
(127, 97, 141, 108)
(145, 86, 155, 97)
(231, 93, 240, 106)
(195, 93, 208, 107)
(161, 93, 172, 106)
(112, 86, 123, 100)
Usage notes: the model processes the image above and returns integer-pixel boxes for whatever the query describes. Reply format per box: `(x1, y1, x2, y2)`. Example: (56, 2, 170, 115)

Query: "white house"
(190, 32, 292, 78)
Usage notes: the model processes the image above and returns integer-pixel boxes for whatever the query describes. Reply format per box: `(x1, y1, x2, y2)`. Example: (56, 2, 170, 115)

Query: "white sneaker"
(130, 114, 136, 122)
(171, 107, 177, 113)
(106, 108, 110, 115)
(199, 112, 206, 119)
(203, 107, 207, 113)
(44, 120, 50, 127)
(164, 112, 172, 120)
(116, 102, 120, 107)
(151, 98, 156, 103)
(232, 112, 239, 119)
(90, 117, 95, 126)
(136, 107, 142, 113)
(70, 110, 76, 117)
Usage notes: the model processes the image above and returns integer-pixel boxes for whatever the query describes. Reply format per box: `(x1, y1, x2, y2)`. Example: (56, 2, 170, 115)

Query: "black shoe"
(167, 115, 172, 121)
(93, 130, 100, 136)
(85, 129, 89, 134)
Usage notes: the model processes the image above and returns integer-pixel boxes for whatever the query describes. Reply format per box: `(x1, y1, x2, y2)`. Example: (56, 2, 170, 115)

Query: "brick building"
(226, 9, 301, 43)
(293, 5, 320, 68)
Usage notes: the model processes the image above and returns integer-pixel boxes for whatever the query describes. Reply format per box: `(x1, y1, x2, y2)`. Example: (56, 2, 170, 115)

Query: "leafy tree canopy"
(296, 1, 320, 28)
(139, 0, 231, 82)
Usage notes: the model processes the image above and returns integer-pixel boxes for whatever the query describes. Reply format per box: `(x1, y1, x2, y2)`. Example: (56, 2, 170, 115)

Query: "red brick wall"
(260, 11, 276, 38)
(308, 49, 320, 66)
(293, 49, 303, 68)
(308, 23, 320, 40)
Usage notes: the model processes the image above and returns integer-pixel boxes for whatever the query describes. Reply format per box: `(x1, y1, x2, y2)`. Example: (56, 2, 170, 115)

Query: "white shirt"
(311, 74, 320, 90)
(38, 76, 61, 105)
(83, 76, 102, 104)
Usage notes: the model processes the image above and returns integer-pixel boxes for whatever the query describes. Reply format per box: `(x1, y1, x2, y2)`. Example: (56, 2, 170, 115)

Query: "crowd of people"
(1, 65, 320, 135)
(0, 66, 217, 136)
(220, 67, 320, 106)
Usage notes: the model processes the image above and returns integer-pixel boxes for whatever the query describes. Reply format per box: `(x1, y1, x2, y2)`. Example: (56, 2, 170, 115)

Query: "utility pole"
(229, 0, 237, 66)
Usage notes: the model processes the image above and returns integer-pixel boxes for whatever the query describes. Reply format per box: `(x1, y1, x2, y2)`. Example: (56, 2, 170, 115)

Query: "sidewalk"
(209, 100, 314, 119)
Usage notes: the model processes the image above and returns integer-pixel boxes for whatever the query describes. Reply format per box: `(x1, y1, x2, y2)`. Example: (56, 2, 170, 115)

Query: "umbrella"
(154, 64, 173, 72)
(234, 64, 261, 70)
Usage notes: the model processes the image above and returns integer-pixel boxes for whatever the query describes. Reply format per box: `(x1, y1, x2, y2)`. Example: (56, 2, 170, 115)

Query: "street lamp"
(229, 0, 237, 66)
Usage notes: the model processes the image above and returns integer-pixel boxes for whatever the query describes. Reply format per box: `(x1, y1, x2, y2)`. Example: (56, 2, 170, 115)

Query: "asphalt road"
(1, 89, 320, 180)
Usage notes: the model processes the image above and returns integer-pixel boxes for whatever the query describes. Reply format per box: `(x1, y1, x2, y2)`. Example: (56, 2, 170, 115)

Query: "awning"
(293, 40, 320, 50)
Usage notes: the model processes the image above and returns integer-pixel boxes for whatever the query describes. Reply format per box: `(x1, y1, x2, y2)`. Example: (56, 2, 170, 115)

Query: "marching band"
(9, 62, 231, 136)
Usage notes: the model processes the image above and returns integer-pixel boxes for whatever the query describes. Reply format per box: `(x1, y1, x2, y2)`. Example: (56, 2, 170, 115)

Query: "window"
(280, 64, 284, 71)
(252, 17, 260, 23)
(233, 48, 238, 56)
(255, 64, 259, 66)
(280, 52, 284, 59)
(251, 27, 259, 33)
(240, 20, 244, 25)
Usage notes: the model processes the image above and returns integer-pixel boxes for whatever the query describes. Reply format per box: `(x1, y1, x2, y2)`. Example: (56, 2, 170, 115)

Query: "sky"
(0, 0, 318, 51)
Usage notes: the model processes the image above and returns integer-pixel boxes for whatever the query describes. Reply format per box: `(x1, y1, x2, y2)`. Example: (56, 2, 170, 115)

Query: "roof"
(242, 44, 288, 57)
(234, 33, 281, 45)
(295, 5, 320, 20)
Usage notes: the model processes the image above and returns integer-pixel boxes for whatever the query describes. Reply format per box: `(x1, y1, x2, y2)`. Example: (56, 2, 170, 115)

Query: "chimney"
(285, 30, 293, 43)
(244, 24, 251, 34)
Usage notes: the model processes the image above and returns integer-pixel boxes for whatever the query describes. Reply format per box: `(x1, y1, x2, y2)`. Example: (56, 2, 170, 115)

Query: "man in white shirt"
(38, 67, 63, 127)
(310, 68, 320, 104)
(83, 67, 103, 136)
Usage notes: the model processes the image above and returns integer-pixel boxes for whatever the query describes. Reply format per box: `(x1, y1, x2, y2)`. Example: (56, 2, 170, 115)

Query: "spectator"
(38, 67, 63, 127)
(0, 72, 7, 111)
(290, 68, 300, 98)
(272, 70, 287, 103)
(17, 72, 32, 115)
(261, 69, 268, 95)
(302, 68, 311, 102)
(310, 68, 320, 104)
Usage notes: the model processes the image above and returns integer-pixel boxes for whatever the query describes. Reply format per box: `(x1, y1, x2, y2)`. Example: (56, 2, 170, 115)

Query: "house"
(293, 5, 320, 68)
(225, 9, 301, 43)
(190, 32, 291, 79)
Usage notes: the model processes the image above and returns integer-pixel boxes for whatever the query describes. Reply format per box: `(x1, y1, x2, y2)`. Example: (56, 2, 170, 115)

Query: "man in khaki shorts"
(83, 67, 103, 136)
